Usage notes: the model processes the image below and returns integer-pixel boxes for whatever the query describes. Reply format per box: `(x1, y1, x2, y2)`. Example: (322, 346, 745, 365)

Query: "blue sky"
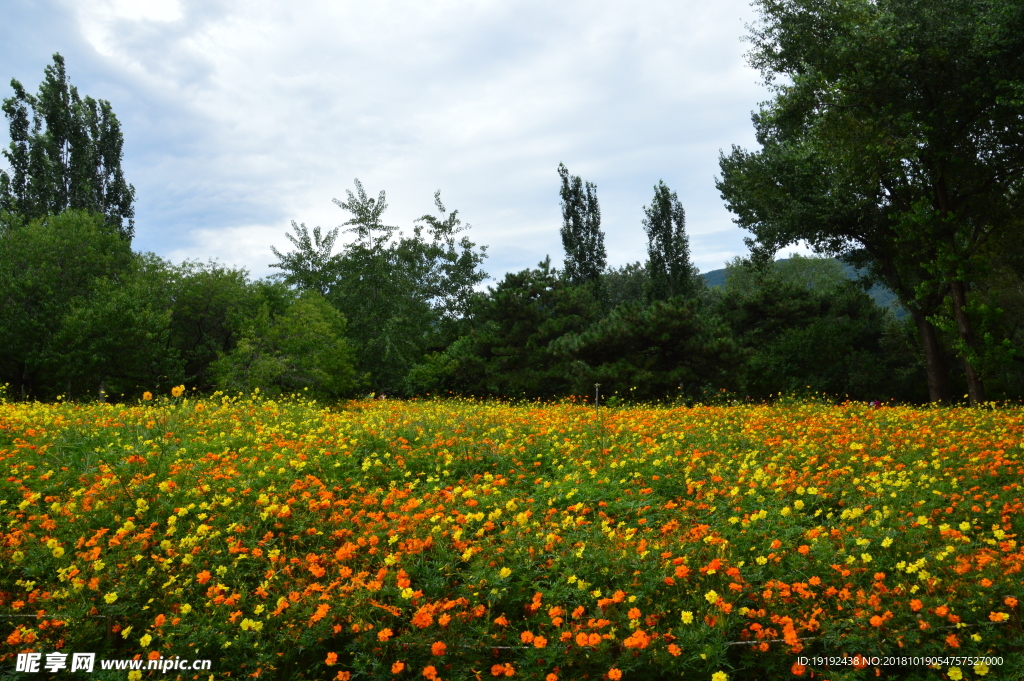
(1, 0, 784, 281)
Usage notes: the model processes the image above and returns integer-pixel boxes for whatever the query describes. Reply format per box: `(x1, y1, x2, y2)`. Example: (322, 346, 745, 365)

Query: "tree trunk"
(949, 280, 986, 405)
(98, 379, 106, 403)
(910, 309, 952, 403)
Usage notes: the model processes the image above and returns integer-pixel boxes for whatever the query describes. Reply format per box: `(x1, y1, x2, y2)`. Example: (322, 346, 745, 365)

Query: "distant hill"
(700, 258, 904, 316)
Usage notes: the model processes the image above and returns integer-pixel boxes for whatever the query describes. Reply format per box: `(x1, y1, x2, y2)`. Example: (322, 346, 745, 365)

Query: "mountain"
(700, 258, 904, 315)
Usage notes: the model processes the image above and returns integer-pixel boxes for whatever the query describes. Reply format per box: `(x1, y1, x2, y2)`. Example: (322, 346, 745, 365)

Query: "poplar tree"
(557, 163, 605, 285)
(1, 53, 135, 239)
(643, 180, 696, 301)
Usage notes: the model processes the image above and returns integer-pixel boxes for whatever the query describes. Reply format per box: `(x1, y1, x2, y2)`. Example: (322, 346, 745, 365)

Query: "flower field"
(2, 395, 1022, 680)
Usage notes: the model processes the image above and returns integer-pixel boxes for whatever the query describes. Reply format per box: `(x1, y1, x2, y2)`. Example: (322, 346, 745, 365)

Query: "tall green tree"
(270, 181, 487, 393)
(716, 0, 1024, 404)
(643, 180, 696, 301)
(557, 163, 605, 286)
(1, 54, 135, 239)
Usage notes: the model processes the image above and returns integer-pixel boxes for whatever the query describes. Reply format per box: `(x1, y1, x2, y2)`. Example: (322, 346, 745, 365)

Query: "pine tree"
(643, 180, 695, 300)
(557, 163, 605, 285)
(1, 54, 135, 239)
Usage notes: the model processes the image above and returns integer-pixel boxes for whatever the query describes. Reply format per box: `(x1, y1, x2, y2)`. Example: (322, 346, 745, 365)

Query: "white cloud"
(7, 0, 770, 279)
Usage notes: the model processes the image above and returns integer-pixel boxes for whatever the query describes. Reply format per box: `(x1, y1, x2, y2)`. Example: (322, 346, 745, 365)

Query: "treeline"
(3, 39, 1023, 404)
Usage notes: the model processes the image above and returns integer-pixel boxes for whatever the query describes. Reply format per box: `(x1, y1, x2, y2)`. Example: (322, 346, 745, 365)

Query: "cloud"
(2, 0, 769, 279)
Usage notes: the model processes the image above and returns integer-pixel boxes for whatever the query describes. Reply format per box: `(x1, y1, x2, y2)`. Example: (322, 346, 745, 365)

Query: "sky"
(0, 0, 786, 281)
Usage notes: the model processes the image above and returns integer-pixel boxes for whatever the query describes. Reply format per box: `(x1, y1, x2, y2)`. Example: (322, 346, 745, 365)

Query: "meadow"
(1, 393, 1022, 680)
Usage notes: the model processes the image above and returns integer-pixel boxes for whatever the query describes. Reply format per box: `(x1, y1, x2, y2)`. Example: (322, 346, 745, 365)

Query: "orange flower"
(533, 636, 547, 649)
(627, 607, 641, 619)
(770, 539, 782, 550)
(422, 665, 438, 680)
(791, 662, 806, 676)
(335, 673, 351, 681)
(934, 605, 949, 617)
(869, 615, 883, 627)
(392, 661, 405, 673)
(378, 628, 393, 642)
(575, 632, 590, 647)
(1005, 597, 1019, 608)
(545, 675, 558, 681)
(520, 631, 534, 644)
(909, 599, 923, 612)
(494, 615, 509, 627)
(431, 641, 447, 656)
(622, 629, 650, 649)
(980, 578, 993, 587)
(945, 634, 960, 648)
(325, 652, 338, 665)
(154, 614, 166, 627)
(197, 571, 212, 585)
(608, 669, 622, 680)
(667, 644, 681, 657)
(797, 545, 810, 555)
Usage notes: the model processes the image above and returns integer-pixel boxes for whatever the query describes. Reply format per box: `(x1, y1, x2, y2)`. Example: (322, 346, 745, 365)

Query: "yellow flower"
(180, 604, 192, 614)
(142, 391, 153, 401)
(52, 546, 65, 558)
(681, 611, 694, 624)
(128, 671, 142, 681)
(499, 567, 512, 579)
(140, 634, 152, 647)
(171, 385, 185, 397)
(712, 672, 729, 681)
(104, 592, 118, 604)
(973, 662, 989, 676)
(947, 667, 962, 680)
(121, 626, 133, 638)
(704, 590, 719, 604)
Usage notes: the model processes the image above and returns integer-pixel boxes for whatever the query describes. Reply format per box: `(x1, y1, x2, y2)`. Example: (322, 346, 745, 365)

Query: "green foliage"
(602, 261, 648, 310)
(50, 253, 180, 400)
(408, 258, 599, 398)
(643, 180, 696, 301)
(168, 260, 267, 390)
(213, 291, 358, 399)
(557, 163, 606, 286)
(270, 181, 487, 394)
(0, 210, 134, 399)
(720, 257, 926, 401)
(716, 0, 1024, 403)
(0, 54, 135, 239)
(556, 297, 741, 401)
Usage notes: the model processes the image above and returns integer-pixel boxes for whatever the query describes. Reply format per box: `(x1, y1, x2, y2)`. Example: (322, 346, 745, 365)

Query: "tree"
(168, 260, 266, 390)
(269, 223, 339, 295)
(555, 297, 740, 401)
(557, 163, 605, 286)
(0, 210, 134, 399)
(1, 54, 135, 239)
(718, 256, 925, 401)
(52, 253, 181, 400)
(213, 291, 358, 399)
(643, 180, 697, 301)
(270, 180, 487, 393)
(716, 0, 1024, 403)
(407, 258, 599, 398)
